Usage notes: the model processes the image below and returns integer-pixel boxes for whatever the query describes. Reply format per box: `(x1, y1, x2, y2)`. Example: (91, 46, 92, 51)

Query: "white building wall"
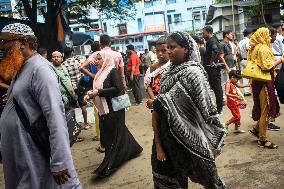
(72, 0, 213, 52)
(97, 0, 213, 36)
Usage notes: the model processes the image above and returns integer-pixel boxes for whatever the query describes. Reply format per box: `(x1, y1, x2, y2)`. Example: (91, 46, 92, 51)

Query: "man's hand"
(52, 169, 71, 185)
(130, 74, 134, 81)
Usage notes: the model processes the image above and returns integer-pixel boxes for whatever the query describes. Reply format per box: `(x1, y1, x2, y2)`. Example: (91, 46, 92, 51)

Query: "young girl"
(224, 70, 249, 133)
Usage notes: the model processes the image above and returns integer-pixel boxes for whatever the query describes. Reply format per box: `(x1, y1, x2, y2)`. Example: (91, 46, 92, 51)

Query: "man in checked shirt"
(63, 47, 91, 130)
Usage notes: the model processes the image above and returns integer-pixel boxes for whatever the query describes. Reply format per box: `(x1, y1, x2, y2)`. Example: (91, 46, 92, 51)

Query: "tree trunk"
(260, 0, 267, 26)
(21, 0, 61, 59)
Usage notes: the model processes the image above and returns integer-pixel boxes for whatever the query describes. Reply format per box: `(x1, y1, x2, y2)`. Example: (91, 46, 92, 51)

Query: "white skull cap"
(1, 23, 35, 36)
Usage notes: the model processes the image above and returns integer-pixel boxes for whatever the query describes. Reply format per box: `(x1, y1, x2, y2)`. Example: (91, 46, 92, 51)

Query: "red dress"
(225, 81, 241, 126)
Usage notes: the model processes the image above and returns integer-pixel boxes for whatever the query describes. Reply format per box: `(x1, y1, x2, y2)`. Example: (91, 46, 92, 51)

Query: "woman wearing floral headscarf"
(248, 28, 283, 149)
(151, 32, 226, 189)
(84, 51, 143, 178)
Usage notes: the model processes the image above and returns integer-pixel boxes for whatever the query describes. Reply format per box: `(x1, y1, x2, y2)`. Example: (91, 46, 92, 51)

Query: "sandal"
(249, 128, 259, 138)
(76, 137, 84, 142)
(258, 140, 278, 149)
(96, 146, 105, 153)
(92, 136, 100, 141)
(81, 123, 91, 130)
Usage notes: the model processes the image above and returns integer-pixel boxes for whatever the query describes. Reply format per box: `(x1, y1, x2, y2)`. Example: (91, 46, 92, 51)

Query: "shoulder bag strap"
(13, 98, 32, 133)
(58, 77, 74, 100)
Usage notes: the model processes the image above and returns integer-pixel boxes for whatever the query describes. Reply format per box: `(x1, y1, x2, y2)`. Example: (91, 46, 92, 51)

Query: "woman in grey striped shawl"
(151, 32, 226, 189)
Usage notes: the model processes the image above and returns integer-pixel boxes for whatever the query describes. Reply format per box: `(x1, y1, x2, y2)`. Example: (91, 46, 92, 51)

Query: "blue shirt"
(83, 65, 97, 82)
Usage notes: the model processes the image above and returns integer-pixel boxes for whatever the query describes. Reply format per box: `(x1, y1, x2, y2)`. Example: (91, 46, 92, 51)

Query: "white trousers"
(240, 60, 251, 94)
(221, 67, 236, 100)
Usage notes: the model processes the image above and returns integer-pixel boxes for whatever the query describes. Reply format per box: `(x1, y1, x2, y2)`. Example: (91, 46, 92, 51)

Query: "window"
(103, 22, 107, 32)
(91, 24, 99, 29)
(174, 14, 181, 23)
(144, 0, 161, 7)
(167, 15, 172, 24)
(202, 11, 206, 21)
(167, 10, 175, 13)
(73, 28, 79, 32)
(192, 11, 201, 21)
(167, 0, 176, 4)
(137, 18, 142, 32)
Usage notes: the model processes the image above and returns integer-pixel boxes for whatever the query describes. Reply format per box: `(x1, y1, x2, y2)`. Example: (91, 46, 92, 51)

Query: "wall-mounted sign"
(118, 23, 127, 35)
(146, 24, 165, 32)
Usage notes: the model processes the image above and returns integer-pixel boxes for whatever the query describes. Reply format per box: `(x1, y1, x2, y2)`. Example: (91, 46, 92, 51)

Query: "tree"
(18, 0, 137, 55)
(214, 0, 283, 26)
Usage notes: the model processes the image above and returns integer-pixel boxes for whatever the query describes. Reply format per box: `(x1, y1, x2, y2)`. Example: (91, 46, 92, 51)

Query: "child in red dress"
(224, 70, 249, 134)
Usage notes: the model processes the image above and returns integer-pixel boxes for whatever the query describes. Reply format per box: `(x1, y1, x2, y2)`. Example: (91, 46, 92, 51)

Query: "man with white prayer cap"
(0, 23, 82, 189)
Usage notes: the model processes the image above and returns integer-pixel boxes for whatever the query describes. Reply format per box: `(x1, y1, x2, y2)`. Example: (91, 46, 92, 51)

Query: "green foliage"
(75, 0, 137, 21)
(20, 0, 137, 23)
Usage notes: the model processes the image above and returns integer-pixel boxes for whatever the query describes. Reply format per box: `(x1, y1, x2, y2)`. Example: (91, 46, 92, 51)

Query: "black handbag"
(13, 98, 81, 160)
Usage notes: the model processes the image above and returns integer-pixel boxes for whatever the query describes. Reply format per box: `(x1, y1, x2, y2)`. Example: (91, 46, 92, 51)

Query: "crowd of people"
(0, 21, 283, 189)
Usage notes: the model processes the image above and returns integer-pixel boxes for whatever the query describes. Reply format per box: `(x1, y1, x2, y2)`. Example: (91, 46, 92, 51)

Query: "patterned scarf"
(157, 32, 225, 161)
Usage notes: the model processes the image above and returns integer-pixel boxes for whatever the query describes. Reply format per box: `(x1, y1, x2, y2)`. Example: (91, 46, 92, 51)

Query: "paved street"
(0, 96, 284, 189)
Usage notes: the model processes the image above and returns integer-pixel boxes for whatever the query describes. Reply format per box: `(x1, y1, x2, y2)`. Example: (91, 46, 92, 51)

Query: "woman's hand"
(92, 89, 99, 96)
(145, 99, 154, 109)
(156, 143, 166, 161)
(84, 95, 90, 102)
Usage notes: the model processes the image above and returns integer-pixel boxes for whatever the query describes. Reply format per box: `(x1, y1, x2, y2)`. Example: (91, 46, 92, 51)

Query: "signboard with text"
(146, 24, 165, 32)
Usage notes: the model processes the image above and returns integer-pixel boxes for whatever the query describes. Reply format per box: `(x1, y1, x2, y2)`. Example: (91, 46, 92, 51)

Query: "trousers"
(254, 86, 269, 141)
(206, 67, 223, 113)
(129, 74, 143, 104)
(240, 60, 251, 94)
(226, 105, 241, 126)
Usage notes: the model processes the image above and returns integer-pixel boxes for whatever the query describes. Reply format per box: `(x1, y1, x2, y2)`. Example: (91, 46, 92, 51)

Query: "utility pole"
(231, 0, 236, 38)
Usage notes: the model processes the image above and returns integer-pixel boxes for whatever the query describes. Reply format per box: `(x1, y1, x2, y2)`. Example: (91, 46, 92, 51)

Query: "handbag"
(13, 98, 81, 160)
(241, 60, 271, 81)
(111, 94, 131, 111)
(241, 44, 272, 82)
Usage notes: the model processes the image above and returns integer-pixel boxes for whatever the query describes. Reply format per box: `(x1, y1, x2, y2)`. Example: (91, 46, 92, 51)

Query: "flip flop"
(96, 146, 105, 153)
(76, 137, 84, 142)
(81, 124, 91, 130)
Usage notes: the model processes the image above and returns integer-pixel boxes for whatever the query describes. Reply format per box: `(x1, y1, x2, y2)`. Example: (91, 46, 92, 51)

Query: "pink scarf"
(93, 51, 115, 115)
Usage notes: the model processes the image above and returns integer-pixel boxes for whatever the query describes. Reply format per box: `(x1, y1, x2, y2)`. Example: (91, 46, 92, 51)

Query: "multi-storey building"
(0, 0, 212, 53)
(71, 0, 212, 53)
(206, 0, 281, 40)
